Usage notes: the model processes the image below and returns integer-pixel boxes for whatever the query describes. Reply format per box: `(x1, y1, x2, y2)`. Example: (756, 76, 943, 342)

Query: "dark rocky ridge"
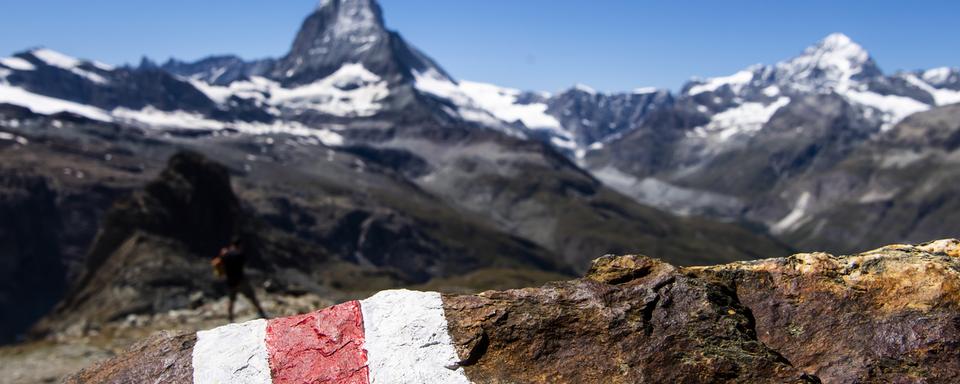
(7, 50, 221, 115)
(544, 87, 674, 147)
(30, 151, 268, 335)
(29, 150, 568, 337)
(0, 103, 792, 346)
(0, 172, 64, 343)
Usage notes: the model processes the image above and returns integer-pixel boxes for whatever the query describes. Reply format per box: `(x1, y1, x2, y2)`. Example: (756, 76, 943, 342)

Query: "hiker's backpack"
(211, 249, 227, 278)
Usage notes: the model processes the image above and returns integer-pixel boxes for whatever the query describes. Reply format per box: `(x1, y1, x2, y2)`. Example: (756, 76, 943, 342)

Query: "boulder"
(66, 239, 960, 383)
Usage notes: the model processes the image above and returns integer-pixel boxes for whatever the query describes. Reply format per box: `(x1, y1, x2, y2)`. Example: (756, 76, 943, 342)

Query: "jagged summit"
(683, 33, 881, 96)
(316, 0, 386, 31)
(774, 32, 881, 91)
(818, 32, 861, 50)
(271, 0, 449, 87)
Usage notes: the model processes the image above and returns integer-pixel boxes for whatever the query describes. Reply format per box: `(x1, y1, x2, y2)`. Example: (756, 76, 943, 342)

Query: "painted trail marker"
(190, 289, 470, 384)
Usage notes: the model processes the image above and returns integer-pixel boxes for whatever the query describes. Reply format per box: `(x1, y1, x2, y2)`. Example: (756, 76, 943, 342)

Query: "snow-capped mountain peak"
(774, 33, 880, 92)
(817, 32, 861, 51)
(272, 0, 405, 85)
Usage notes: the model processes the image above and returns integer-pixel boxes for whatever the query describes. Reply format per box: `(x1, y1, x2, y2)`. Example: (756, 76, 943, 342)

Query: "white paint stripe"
(192, 318, 272, 384)
(360, 289, 470, 384)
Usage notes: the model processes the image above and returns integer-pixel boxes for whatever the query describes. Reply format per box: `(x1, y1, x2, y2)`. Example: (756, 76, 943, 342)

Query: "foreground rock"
(689, 239, 960, 383)
(67, 239, 960, 383)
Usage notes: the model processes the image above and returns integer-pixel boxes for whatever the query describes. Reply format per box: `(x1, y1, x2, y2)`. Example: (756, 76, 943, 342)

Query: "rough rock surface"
(689, 239, 960, 383)
(63, 331, 196, 384)
(66, 239, 960, 383)
(444, 256, 813, 383)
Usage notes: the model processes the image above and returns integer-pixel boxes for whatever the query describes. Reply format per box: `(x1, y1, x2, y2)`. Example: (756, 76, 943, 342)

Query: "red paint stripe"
(266, 300, 369, 384)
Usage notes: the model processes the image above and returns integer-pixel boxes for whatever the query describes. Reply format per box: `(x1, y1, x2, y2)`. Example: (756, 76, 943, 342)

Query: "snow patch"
(272, 63, 388, 117)
(690, 97, 790, 141)
(31, 49, 81, 68)
(90, 61, 115, 71)
(0, 57, 35, 71)
(859, 188, 898, 204)
(772, 191, 812, 234)
(551, 136, 577, 151)
(632, 86, 658, 94)
(189, 76, 275, 104)
(571, 83, 597, 95)
(688, 70, 754, 96)
(458, 80, 562, 131)
(922, 67, 955, 86)
(188, 79, 236, 104)
(111, 106, 344, 145)
(413, 68, 469, 104)
(902, 73, 960, 106)
(30, 48, 109, 84)
(0, 82, 113, 121)
(190, 63, 389, 117)
(413, 70, 519, 134)
(842, 89, 929, 130)
(113, 107, 225, 130)
(0, 132, 28, 145)
(360, 290, 470, 384)
(762, 85, 780, 97)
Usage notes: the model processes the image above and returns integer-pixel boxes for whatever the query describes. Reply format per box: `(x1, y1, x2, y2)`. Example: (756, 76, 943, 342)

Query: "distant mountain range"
(1, 0, 958, 343)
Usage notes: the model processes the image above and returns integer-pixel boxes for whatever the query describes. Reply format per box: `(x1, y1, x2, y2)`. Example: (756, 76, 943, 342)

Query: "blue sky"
(1, 0, 957, 92)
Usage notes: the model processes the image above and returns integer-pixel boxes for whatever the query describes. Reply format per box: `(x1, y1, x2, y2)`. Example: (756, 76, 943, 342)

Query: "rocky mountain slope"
(767, 103, 960, 253)
(28, 150, 567, 337)
(0, 100, 789, 344)
(0, 0, 795, 345)
(573, 34, 960, 253)
(0, 0, 955, 381)
(2, 2, 956, 259)
(412, 32, 960, 254)
(64, 238, 960, 383)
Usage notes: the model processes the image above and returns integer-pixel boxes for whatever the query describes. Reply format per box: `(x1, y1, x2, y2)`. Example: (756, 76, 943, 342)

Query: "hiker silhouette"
(213, 236, 268, 322)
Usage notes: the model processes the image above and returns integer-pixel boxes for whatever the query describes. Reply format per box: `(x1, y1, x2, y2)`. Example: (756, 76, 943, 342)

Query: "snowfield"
(690, 97, 791, 141)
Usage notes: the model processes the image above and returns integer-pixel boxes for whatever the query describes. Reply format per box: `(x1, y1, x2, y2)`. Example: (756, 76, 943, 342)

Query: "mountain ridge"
(2, 1, 957, 250)
(1, 0, 958, 351)
(0, 0, 800, 346)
